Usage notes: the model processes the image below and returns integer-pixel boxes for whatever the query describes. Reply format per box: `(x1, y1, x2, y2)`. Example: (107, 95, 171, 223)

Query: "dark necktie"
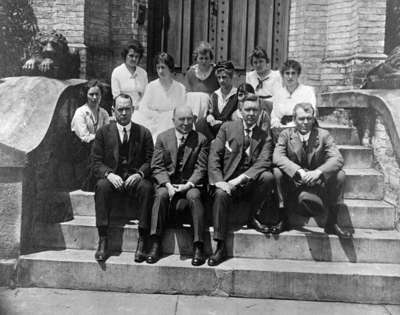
(123, 127, 128, 144)
(244, 129, 251, 151)
(256, 77, 268, 90)
(301, 140, 308, 167)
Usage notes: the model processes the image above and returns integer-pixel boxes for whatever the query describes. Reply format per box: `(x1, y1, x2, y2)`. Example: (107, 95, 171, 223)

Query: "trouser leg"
(126, 178, 154, 231)
(94, 179, 115, 235)
(250, 170, 275, 219)
(325, 170, 346, 226)
(211, 188, 232, 241)
(186, 188, 205, 243)
(150, 187, 170, 237)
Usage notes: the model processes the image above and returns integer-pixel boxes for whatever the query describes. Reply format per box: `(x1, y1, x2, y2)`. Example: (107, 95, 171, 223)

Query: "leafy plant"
(0, 0, 38, 77)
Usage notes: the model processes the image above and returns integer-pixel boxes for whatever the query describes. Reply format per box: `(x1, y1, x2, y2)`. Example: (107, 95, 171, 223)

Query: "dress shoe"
(247, 216, 269, 234)
(94, 236, 108, 262)
(146, 237, 161, 264)
(325, 224, 353, 238)
(191, 242, 206, 266)
(208, 241, 227, 266)
(134, 237, 146, 263)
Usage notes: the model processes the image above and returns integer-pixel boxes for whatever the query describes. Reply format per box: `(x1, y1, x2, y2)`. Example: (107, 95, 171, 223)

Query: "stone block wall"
(289, 0, 387, 92)
(30, 0, 149, 81)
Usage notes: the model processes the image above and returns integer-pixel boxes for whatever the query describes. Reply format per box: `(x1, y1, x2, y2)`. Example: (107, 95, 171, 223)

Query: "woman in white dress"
(111, 40, 148, 109)
(132, 52, 186, 141)
(270, 59, 316, 129)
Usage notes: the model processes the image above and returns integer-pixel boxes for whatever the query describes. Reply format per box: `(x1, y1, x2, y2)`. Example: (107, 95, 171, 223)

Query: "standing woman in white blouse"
(111, 40, 148, 109)
(132, 52, 186, 141)
(270, 59, 316, 129)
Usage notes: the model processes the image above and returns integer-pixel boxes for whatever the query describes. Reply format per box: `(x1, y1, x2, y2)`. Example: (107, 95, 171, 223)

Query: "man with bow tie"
(91, 94, 154, 262)
(207, 95, 275, 266)
(273, 102, 352, 238)
(146, 106, 209, 265)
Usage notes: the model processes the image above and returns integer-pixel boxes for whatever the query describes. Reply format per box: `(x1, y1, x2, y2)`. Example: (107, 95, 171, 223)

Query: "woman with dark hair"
(270, 59, 316, 129)
(132, 52, 186, 140)
(111, 40, 148, 109)
(71, 80, 110, 190)
(71, 80, 110, 143)
(195, 60, 237, 140)
(246, 47, 281, 102)
(185, 41, 219, 120)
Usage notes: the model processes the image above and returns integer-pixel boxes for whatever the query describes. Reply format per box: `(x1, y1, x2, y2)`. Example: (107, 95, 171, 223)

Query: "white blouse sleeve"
(71, 108, 95, 143)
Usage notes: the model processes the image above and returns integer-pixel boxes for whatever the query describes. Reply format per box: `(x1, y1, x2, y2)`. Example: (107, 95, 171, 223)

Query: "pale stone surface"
(36, 217, 400, 263)
(0, 288, 397, 315)
(16, 250, 400, 304)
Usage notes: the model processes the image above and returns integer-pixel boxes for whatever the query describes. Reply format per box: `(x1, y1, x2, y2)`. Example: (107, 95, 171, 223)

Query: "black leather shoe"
(134, 237, 146, 263)
(146, 237, 161, 264)
(325, 224, 353, 238)
(208, 242, 226, 266)
(192, 243, 206, 266)
(95, 236, 108, 262)
(247, 216, 269, 234)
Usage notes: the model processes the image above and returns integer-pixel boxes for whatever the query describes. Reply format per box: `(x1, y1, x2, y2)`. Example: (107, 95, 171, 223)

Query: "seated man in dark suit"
(208, 95, 275, 266)
(91, 94, 154, 262)
(147, 106, 209, 265)
(273, 102, 352, 237)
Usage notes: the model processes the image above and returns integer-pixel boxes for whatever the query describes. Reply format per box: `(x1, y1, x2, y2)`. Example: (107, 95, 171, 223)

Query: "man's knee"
(336, 170, 346, 185)
(273, 167, 283, 180)
(186, 188, 201, 200)
(137, 178, 153, 193)
(95, 179, 113, 194)
(155, 187, 169, 201)
(258, 170, 275, 185)
(213, 188, 230, 202)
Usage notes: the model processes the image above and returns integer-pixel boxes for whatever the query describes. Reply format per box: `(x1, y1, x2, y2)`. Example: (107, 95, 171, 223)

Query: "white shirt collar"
(116, 122, 132, 142)
(175, 129, 189, 145)
(123, 63, 138, 78)
(215, 86, 237, 101)
(243, 120, 257, 133)
(298, 131, 311, 142)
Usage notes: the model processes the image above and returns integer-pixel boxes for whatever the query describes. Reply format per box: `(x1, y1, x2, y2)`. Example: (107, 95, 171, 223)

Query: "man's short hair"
(293, 102, 314, 118)
(114, 93, 133, 107)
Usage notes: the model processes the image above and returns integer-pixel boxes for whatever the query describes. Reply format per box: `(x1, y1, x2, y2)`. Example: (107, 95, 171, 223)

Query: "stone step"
(35, 216, 400, 263)
(17, 249, 400, 304)
(318, 123, 359, 145)
(338, 145, 373, 168)
(304, 199, 395, 230)
(343, 168, 384, 200)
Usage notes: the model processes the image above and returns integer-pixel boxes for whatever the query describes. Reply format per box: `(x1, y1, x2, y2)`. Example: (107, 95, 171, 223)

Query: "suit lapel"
(166, 129, 178, 168)
(128, 123, 139, 164)
(111, 123, 119, 163)
(290, 129, 304, 165)
(182, 130, 195, 168)
(250, 126, 262, 157)
(306, 128, 320, 167)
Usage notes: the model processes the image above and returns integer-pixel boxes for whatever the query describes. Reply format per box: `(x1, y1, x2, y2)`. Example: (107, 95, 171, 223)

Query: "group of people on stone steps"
(70, 40, 352, 267)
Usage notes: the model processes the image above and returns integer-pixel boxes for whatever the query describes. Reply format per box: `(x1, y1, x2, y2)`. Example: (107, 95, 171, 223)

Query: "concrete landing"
(1, 287, 399, 315)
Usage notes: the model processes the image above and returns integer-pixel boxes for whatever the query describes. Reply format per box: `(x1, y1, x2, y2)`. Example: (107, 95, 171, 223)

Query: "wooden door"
(147, 0, 290, 77)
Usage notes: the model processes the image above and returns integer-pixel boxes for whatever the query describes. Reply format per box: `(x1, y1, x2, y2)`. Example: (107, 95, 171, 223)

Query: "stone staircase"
(16, 122, 400, 304)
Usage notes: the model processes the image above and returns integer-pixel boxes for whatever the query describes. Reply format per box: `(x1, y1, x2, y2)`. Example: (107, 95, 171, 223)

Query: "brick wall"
(110, 0, 148, 74)
(30, 0, 148, 81)
(289, 0, 387, 92)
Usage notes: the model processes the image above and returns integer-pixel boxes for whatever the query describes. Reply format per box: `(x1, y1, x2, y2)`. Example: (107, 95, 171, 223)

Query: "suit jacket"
(208, 119, 272, 184)
(151, 128, 209, 186)
(273, 127, 344, 180)
(92, 121, 154, 180)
